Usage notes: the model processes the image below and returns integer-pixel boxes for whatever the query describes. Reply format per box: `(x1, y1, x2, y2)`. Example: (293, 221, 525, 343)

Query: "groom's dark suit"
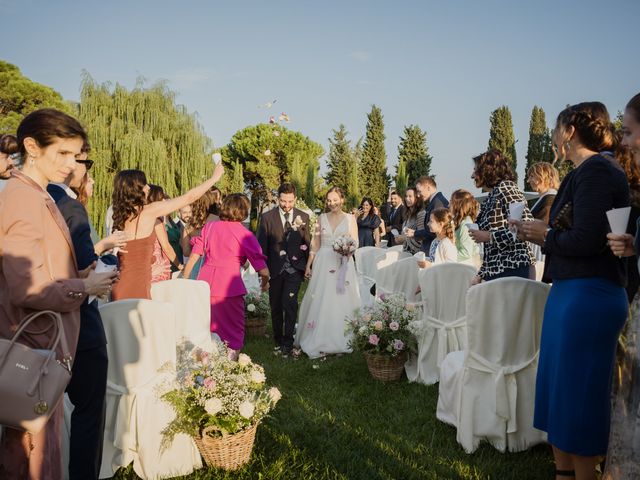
(257, 207, 311, 351)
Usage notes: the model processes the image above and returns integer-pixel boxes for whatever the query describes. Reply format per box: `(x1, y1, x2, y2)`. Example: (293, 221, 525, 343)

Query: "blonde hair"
(431, 207, 454, 241)
(449, 189, 479, 228)
(527, 162, 560, 191)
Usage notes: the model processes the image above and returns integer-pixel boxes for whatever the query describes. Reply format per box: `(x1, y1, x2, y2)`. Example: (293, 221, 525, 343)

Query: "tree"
(395, 158, 408, 196)
(397, 124, 432, 187)
(524, 106, 554, 190)
(223, 124, 323, 226)
(78, 73, 214, 236)
(223, 159, 245, 194)
(488, 106, 517, 177)
(326, 124, 352, 190)
(304, 163, 316, 210)
(346, 138, 362, 210)
(0, 60, 75, 134)
(360, 105, 389, 205)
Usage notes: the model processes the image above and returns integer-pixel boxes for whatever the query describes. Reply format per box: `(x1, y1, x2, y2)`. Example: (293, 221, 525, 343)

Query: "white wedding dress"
(295, 213, 361, 358)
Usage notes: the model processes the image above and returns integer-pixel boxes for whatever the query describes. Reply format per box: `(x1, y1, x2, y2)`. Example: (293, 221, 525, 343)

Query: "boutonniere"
(291, 215, 305, 231)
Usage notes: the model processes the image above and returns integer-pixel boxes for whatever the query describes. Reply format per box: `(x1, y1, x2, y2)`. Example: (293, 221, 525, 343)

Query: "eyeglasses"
(76, 159, 94, 170)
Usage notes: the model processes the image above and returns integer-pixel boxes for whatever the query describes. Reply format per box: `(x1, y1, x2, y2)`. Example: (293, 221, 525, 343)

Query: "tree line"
(1, 59, 573, 234)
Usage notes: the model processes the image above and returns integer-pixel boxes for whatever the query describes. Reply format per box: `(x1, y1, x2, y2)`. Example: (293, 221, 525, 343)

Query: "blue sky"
(2, 0, 639, 198)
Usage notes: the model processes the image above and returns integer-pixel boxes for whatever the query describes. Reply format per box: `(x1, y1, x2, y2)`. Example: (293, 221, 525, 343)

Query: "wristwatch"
(543, 228, 552, 241)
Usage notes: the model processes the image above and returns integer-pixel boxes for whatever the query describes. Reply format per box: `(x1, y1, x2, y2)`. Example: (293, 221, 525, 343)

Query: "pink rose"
(369, 334, 379, 345)
(203, 377, 216, 390)
(393, 339, 405, 351)
(389, 321, 399, 331)
(292, 256, 298, 260)
(300, 245, 308, 251)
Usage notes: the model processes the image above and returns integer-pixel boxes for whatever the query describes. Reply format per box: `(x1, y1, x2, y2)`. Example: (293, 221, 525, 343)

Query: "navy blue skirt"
(534, 277, 627, 455)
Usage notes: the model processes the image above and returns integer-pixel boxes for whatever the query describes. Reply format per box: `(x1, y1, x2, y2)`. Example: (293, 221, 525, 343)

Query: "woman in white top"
(296, 187, 361, 358)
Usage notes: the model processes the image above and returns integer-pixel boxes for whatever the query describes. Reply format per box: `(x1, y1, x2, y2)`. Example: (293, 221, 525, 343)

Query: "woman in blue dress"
(519, 102, 629, 479)
(356, 197, 381, 248)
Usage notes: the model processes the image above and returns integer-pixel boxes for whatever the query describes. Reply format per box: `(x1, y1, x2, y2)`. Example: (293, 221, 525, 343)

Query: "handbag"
(0, 310, 73, 433)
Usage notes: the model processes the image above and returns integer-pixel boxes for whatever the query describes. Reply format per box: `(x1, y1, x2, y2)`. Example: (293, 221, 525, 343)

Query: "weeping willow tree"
(78, 73, 213, 236)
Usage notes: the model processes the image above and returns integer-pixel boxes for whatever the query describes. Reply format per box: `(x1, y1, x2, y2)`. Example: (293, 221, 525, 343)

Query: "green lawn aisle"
(113, 282, 554, 480)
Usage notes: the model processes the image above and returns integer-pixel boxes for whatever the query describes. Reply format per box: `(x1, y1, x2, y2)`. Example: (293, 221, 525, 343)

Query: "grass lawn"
(112, 285, 554, 480)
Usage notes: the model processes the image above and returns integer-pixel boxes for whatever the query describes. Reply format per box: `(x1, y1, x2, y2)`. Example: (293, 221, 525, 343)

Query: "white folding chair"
(386, 244, 404, 253)
(99, 299, 201, 479)
(436, 278, 550, 453)
(405, 263, 476, 385)
(355, 247, 384, 306)
(151, 278, 213, 352)
(374, 256, 421, 303)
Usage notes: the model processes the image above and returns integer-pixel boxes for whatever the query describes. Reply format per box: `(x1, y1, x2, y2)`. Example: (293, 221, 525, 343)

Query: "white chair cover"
(99, 299, 202, 479)
(374, 257, 421, 303)
(375, 249, 411, 270)
(436, 278, 550, 453)
(405, 263, 476, 385)
(386, 244, 404, 253)
(355, 247, 384, 306)
(151, 278, 213, 352)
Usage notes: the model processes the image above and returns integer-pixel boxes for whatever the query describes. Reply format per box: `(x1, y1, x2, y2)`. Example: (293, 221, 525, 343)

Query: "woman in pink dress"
(183, 194, 269, 357)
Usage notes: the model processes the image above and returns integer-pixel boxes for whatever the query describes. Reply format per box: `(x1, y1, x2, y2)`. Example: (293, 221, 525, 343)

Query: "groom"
(257, 183, 311, 356)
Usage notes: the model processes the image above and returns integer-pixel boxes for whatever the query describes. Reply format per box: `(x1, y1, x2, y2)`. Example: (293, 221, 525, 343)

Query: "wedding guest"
(450, 189, 480, 267)
(146, 185, 183, 282)
(181, 187, 222, 279)
(417, 207, 457, 268)
(520, 102, 628, 480)
(183, 194, 269, 358)
(163, 195, 185, 272)
(0, 109, 116, 480)
(603, 93, 640, 478)
(373, 206, 386, 243)
(46, 141, 121, 480)
(468, 150, 534, 283)
(177, 204, 193, 229)
(383, 191, 406, 246)
(406, 176, 449, 253)
(527, 162, 559, 224)
(393, 187, 425, 254)
(356, 197, 381, 247)
(0, 134, 18, 179)
(111, 162, 224, 300)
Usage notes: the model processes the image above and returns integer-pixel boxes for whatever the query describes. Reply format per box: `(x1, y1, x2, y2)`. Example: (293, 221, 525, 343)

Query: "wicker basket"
(364, 351, 408, 382)
(193, 422, 258, 470)
(245, 316, 267, 336)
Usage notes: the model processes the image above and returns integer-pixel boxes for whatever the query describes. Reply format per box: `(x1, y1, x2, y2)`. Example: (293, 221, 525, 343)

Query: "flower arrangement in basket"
(346, 293, 418, 381)
(161, 343, 281, 470)
(244, 289, 270, 336)
(333, 234, 357, 294)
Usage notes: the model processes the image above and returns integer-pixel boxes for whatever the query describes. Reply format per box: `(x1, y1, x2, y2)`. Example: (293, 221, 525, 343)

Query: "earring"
(564, 141, 571, 152)
(29, 155, 35, 166)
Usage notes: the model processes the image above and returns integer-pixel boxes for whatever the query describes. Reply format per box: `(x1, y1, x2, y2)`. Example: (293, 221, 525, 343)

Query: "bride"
(295, 187, 361, 358)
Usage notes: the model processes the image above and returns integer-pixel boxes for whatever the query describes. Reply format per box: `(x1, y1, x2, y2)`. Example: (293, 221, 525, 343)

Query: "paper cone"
(509, 202, 526, 220)
(606, 207, 631, 235)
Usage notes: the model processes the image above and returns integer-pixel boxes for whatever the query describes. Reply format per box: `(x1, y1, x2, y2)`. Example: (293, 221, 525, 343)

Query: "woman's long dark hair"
(359, 197, 376, 218)
(112, 169, 148, 232)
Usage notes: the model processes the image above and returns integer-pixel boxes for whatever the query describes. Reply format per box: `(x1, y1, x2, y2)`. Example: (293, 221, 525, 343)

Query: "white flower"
(247, 304, 256, 312)
(279, 250, 287, 256)
(269, 387, 282, 403)
(250, 369, 266, 383)
(238, 353, 251, 366)
(239, 401, 255, 419)
(358, 326, 368, 335)
(204, 398, 223, 415)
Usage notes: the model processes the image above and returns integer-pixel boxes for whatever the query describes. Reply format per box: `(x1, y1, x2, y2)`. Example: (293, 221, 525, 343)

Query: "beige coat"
(0, 170, 86, 358)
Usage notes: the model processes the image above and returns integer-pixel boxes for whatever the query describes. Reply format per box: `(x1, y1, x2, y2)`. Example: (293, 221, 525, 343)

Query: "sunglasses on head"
(76, 159, 94, 170)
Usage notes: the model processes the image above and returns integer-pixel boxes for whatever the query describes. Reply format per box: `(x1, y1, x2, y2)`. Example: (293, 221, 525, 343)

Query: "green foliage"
(78, 73, 213, 236)
(224, 159, 245, 195)
(397, 124, 432, 187)
(325, 124, 353, 189)
(524, 106, 555, 190)
(360, 105, 389, 206)
(395, 158, 408, 196)
(304, 163, 316, 210)
(244, 291, 271, 319)
(0, 59, 75, 134)
(488, 105, 517, 179)
(614, 110, 624, 131)
(223, 124, 323, 223)
(346, 138, 362, 210)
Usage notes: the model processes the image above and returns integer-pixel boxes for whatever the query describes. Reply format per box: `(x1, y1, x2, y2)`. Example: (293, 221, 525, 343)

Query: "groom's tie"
(284, 212, 292, 231)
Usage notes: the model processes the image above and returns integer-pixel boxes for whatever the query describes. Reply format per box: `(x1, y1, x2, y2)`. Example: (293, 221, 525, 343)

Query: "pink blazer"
(0, 171, 87, 357)
(192, 221, 267, 297)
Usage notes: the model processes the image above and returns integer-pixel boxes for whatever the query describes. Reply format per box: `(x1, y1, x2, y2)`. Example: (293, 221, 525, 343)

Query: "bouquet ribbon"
(336, 255, 350, 294)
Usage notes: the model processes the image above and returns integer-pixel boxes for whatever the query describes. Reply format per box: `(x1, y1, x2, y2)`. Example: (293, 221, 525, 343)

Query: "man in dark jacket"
(410, 176, 449, 254)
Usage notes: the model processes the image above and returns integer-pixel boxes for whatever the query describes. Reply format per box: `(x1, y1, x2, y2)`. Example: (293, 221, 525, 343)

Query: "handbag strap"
(0, 310, 72, 371)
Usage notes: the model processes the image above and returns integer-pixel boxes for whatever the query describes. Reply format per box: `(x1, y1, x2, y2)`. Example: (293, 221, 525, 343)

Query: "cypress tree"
(397, 125, 432, 187)
(78, 74, 213, 237)
(346, 138, 362, 210)
(488, 106, 517, 178)
(525, 106, 549, 190)
(326, 124, 352, 190)
(395, 158, 408, 196)
(360, 105, 389, 205)
(304, 163, 316, 210)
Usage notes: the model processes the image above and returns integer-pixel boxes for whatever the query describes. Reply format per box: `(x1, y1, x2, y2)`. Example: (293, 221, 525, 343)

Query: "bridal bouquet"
(161, 343, 281, 445)
(346, 293, 418, 357)
(332, 234, 357, 294)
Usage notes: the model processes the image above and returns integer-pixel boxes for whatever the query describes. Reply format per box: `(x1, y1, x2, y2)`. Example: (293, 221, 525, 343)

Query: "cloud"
(166, 69, 211, 90)
(349, 51, 372, 63)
